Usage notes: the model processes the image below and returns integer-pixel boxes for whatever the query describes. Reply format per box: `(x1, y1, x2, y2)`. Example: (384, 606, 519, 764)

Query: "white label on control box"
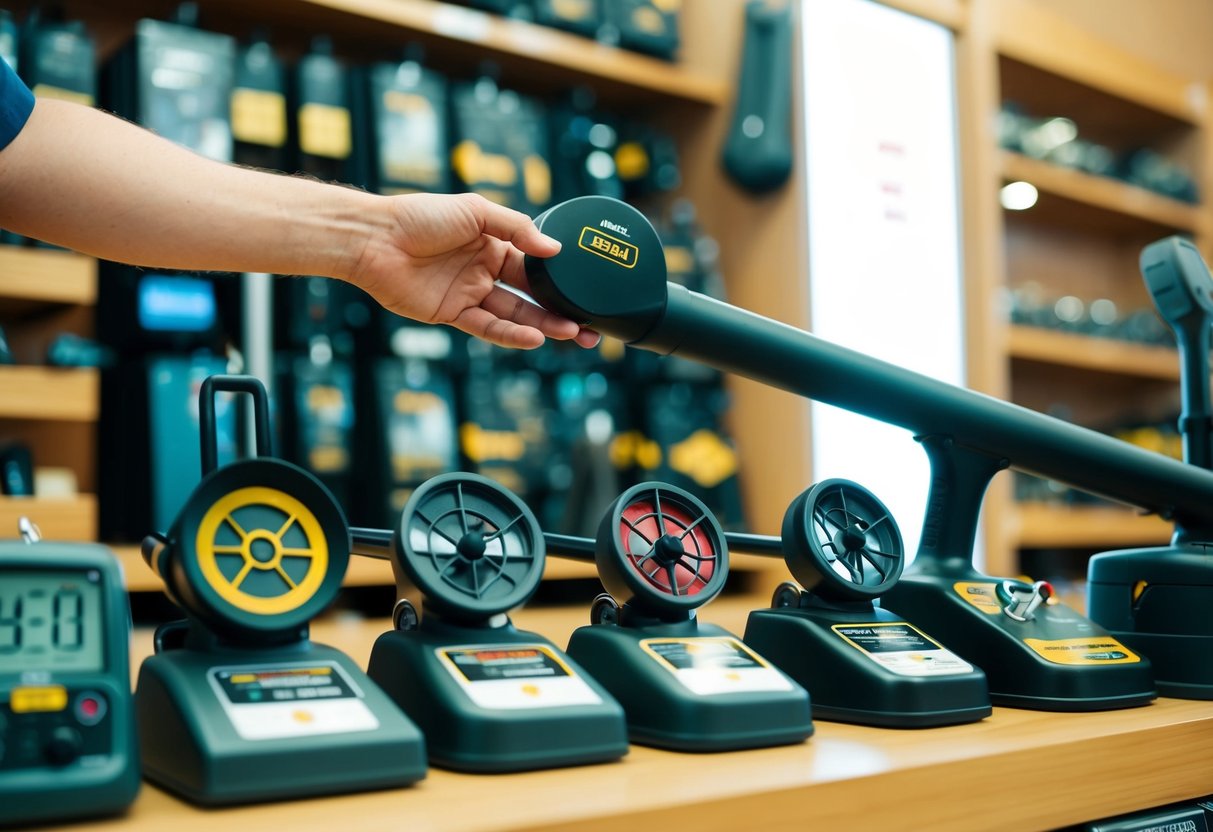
(640, 637, 795, 696)
(436, 644, 603, 710)
(832, 623, 974, 677)
(208, 661, 379, 741)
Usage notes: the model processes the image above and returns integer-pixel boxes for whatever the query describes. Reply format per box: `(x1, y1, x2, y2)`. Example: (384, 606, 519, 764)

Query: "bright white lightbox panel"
(801, 0, 971, 563)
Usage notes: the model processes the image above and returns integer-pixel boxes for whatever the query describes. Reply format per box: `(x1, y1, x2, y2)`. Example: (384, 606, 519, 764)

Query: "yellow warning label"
(32, 84, 94, 106)
(954, 581, 1001, 615)
(11, 686, 68, 713)
(669, 429, 737, 488)
(231, 88, 288, 147)
(1023, 637, 1141, 665)
(578, 227, 638, 269)
(299, 103, 352, 159)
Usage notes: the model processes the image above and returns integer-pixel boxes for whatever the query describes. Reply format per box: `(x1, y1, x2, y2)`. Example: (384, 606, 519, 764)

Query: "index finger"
(464, 193, 561, 258)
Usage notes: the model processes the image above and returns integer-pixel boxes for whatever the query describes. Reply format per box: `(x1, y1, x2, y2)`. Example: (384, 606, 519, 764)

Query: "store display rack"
(958, 0, 1213, 576)
(0, 244, 100, 540)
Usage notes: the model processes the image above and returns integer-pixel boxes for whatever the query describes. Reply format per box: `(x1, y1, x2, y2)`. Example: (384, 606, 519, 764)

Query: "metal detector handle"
(199, 375, 273, 476)
(1141, 236, 1213, 470)
(350, 527, 393, 560)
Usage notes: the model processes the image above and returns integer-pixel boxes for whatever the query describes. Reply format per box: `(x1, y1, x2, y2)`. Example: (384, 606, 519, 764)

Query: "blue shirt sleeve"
(1, 58, 35, 151)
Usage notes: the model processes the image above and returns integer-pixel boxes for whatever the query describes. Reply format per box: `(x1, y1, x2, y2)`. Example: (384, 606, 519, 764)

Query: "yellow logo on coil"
(578, 227, 638, 269)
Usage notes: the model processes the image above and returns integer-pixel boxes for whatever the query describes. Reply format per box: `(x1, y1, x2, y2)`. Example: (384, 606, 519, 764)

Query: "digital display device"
(0, 570, 105, 674)
(137, 274, 217, 333)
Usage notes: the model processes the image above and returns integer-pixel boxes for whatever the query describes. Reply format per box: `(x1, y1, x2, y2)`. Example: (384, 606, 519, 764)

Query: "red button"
(74, 693, 107, 726)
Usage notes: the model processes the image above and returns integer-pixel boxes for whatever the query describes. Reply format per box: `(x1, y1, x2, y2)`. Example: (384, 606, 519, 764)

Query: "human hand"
(347, 192, 600, 349)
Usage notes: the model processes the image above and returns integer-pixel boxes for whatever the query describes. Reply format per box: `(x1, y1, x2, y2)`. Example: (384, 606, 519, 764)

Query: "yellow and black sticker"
(615, 141, 650, 181)
(578, 227, 638, 269)
(460, 423, 525, 463)
(435, 644, 602, 710)
(11, 685, 67, 713)
(298, 103, 352, 159)
(831, 622, 974, 677)
(31, 84, 94, 106)
(551, 0, 593, 21)
(1022, 637, 1141, 665)
(640, 637, 793, 695)
(668, 429, 737, 488)
(953, 581, 1002, 615)
(231, 88, 288, 147)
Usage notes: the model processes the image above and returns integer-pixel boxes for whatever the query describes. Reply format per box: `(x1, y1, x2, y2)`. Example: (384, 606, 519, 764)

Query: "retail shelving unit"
(0, 245, 100, 540)
(1, 0, 790, 590)
(3, 0, 1203, 593)
(959, 0, 1208, 576)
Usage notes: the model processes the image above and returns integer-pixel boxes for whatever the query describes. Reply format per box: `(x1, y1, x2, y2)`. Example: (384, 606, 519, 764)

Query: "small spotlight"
(1001, 181, 1039, 210)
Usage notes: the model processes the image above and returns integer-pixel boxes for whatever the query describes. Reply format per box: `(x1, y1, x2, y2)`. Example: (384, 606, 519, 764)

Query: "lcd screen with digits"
(137, 274, 217, 333)
(0, 570, 104, 673)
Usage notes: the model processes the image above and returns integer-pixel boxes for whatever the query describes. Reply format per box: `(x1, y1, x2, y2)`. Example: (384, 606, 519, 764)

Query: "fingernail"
(541, 234, 562, 251)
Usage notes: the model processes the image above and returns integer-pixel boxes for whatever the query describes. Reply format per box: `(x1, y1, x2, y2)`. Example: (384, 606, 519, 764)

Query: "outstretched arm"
(0, 97, 595, 349)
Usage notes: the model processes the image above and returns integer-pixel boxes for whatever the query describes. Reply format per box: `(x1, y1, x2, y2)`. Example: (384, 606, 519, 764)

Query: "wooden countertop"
(51, 597, 1213, 832)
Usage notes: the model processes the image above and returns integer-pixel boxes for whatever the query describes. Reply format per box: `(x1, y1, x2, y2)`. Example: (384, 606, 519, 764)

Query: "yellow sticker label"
(552, 0, 594, 21)
(32, 84, 94, 106)
(633, 6, 666, 34)
(231, 88, 288, 147)
(669, 429, 737, 488)
(1023, 637, 1141, 665)
(522, 154, 552, 206)
(664, 245, 695, 275)
(309, 445, 349, 473)
(460, 423, 525, 463)
(11, 686, 68, 713)
(954, 581, 1001, 615)
(451, 140, 518, 187)
(578, 227, 638, 269)
(299, 103, 352, 159)
(615, 141, 650, 181)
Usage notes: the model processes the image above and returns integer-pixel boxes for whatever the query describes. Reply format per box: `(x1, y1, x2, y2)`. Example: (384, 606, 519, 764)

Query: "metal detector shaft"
(545, 531, 783, 560)
(352, 527, 783, 563)
(350, 527, 393, 560)
(640, 285, 1213, 530)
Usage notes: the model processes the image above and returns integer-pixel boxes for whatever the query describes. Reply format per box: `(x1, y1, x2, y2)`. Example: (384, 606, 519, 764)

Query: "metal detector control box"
(368, 617, 627, 772)
(743, 479, 990, 727)
(136, 375, 425, 804)
(138, 633, 425, 803)
(557, 482, 813, 751)
(0, 540, 140, 826)
(356, 473, 629, 772)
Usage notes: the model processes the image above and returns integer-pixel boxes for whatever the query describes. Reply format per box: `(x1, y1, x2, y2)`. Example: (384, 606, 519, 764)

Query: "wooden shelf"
(1013, 501, 1173, 548)
(0, 365, 99, 421)
(1008, 325, 1180, 381)
(202, 0, 727, 106)
(880, 0, 967, 31)
(1001, 152, 1202, 235)
(0, 494, 97, 541)
(77, 603, 1213, 832)
(993, 0, 1205, 125)
(0, 245, 97, 316)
